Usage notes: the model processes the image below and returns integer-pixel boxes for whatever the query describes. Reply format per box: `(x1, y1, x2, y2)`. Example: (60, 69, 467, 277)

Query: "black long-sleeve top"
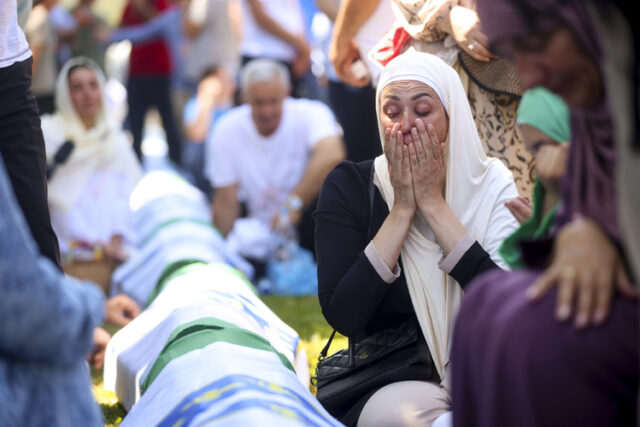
(314, 160, 499, 338)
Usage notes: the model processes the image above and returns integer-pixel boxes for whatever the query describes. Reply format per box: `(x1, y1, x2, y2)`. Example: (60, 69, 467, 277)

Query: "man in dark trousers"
(0, 0, 60, 267)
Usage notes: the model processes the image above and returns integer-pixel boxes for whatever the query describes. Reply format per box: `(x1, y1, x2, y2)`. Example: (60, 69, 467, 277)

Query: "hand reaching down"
(527, 217, 637, 329)
(87, 327, 111, 370)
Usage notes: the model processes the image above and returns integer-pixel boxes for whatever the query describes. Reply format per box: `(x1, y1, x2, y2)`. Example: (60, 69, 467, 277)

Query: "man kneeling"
(206, 59, 345, 264)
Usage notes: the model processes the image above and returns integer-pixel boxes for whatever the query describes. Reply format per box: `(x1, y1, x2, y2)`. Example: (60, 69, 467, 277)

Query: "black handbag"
(312, 165, 438, 424)
(313, 317, 437, 422)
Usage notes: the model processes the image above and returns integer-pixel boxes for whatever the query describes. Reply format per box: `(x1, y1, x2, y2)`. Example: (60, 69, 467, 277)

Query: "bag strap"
(316, 162, 379, 376)
(318, 329, 337, 361)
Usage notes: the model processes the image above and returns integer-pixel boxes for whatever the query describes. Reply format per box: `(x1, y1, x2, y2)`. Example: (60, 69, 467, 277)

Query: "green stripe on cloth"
(141, 317, 295, 394)
(147, 262, 258, 307)
(146, 260, 209, 307)
(142, 218, 222, 246)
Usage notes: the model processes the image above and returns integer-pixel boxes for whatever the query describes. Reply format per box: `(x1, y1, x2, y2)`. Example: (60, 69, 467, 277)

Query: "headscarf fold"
(500, 87, 570, 268)
(41, 57, 141, 213)
(373, 51, 515, 378)
(476, 0, 620, 242)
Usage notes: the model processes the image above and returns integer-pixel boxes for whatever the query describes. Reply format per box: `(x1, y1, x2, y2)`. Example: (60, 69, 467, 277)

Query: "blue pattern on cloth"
(158, 374, 340, 427)
(0, 154, 105, 426)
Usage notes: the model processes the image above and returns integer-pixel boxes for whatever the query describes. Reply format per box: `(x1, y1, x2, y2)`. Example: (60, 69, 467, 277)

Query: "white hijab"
(41, 57, 141, 213)
(373, 51, 515, 379)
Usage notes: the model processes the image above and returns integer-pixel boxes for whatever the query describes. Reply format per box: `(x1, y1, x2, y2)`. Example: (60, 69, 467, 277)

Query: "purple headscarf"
(476, 0, 620, 242)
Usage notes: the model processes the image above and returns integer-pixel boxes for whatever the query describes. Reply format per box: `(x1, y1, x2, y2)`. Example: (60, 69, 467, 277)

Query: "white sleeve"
(304, 101, 342, 148)
(204, 119, 237, 188)
(483, 178, 521, 270)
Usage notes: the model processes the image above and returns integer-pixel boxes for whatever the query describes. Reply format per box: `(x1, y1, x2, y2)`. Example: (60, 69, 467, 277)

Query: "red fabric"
(121, 0, 172, 76)
(370, 26, 412, 67)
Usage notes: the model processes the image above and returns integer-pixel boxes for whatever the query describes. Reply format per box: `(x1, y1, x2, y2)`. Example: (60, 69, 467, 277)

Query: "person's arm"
(246, 0, 307, 52)
(184, 101, 216, 143)
(288, 135, 345, 214)
(109, 9, 173, 44)
(246, 0, 309, 77)
(212, 184, 240, 237)
(316, 163, 408, 336)
(328, 0, 380, 86)
(183, 0, 207, 38)
(183, 75, 227, 142)
(316, 0, 340, 22)
(0, 160, 104, 365)
(30, 42, 43, 75)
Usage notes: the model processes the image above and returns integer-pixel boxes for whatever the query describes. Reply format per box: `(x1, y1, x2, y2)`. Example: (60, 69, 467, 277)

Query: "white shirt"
(184, 0, 239, 82)
(0, 0, 31, 68)
(240, 0, 305, 62)
(206, 97, 340, 225)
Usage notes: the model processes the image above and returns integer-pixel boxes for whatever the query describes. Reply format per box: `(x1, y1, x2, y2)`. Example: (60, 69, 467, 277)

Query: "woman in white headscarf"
(314, 51, 519, 426)
(41, 57, 142, 261)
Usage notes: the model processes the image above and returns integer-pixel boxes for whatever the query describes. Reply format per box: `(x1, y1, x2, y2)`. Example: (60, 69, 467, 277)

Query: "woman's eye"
(385, 109, 399, 118)
(416, 109, 430, 117)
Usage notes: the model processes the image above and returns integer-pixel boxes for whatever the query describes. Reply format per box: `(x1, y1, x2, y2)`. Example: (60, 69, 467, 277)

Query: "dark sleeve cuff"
(449, 241, 500, 289)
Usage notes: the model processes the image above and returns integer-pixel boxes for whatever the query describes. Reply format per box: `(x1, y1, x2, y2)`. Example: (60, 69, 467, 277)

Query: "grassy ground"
(94, 295, 346, 425)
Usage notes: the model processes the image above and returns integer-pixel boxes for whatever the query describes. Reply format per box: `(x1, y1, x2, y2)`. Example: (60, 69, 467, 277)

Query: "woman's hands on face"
(408, 119, 446, 215)
(528, 217, 637, 328)
(449, 6, 496, 62)
(385, 123, 416, 216)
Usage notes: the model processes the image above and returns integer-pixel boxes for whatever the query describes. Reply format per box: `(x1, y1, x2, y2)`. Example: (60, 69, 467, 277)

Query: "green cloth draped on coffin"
(141, 317, 295, 394)
(499, 87, 570, 268)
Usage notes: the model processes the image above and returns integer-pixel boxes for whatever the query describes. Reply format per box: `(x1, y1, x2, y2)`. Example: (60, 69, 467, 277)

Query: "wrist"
(286, 194, 304, 212)
(390, 204, 415, 222)
(418, 197, 447, 221)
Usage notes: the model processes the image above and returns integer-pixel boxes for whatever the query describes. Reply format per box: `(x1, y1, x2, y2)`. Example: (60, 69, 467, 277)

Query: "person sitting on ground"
(206, 58, 345, 263)
(41, 57, 142, 265)
(313, 51, 519, 426)
(451, 1, 639, 426)
(500, 87, 570, 267)
(182, 67, 235, 197)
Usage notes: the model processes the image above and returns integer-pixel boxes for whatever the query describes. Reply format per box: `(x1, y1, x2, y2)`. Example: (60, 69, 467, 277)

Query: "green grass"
(94, 295, 346, 425)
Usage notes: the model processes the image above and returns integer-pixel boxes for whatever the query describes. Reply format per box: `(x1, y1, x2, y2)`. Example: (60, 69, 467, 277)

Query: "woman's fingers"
(383, 127, 392, 159)
(573, 272, 595, 329)
(554, 268, 576, 321)
(593, 270, 614, 325)
(410, 127, 427, 167)
(427, 124, 441, 161)
(527, 267, 558, 300)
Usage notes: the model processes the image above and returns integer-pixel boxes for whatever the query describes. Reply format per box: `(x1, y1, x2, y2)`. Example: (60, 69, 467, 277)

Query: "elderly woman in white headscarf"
(314, 51, 519, 426)
(41, 57, 142, 261)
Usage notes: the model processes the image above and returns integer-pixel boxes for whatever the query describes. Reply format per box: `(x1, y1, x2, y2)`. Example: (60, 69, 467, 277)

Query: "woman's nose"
(400, 111, 413, 132)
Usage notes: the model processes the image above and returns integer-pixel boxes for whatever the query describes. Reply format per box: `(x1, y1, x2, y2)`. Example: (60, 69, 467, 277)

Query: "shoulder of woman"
(324, 159, 373, 188)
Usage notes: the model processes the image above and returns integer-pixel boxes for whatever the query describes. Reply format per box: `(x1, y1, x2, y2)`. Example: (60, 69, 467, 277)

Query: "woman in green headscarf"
(500, 87, 571, 268)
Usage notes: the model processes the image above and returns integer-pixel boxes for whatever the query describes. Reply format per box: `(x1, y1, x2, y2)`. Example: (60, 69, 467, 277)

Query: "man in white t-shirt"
(206, 59, 345, 256)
